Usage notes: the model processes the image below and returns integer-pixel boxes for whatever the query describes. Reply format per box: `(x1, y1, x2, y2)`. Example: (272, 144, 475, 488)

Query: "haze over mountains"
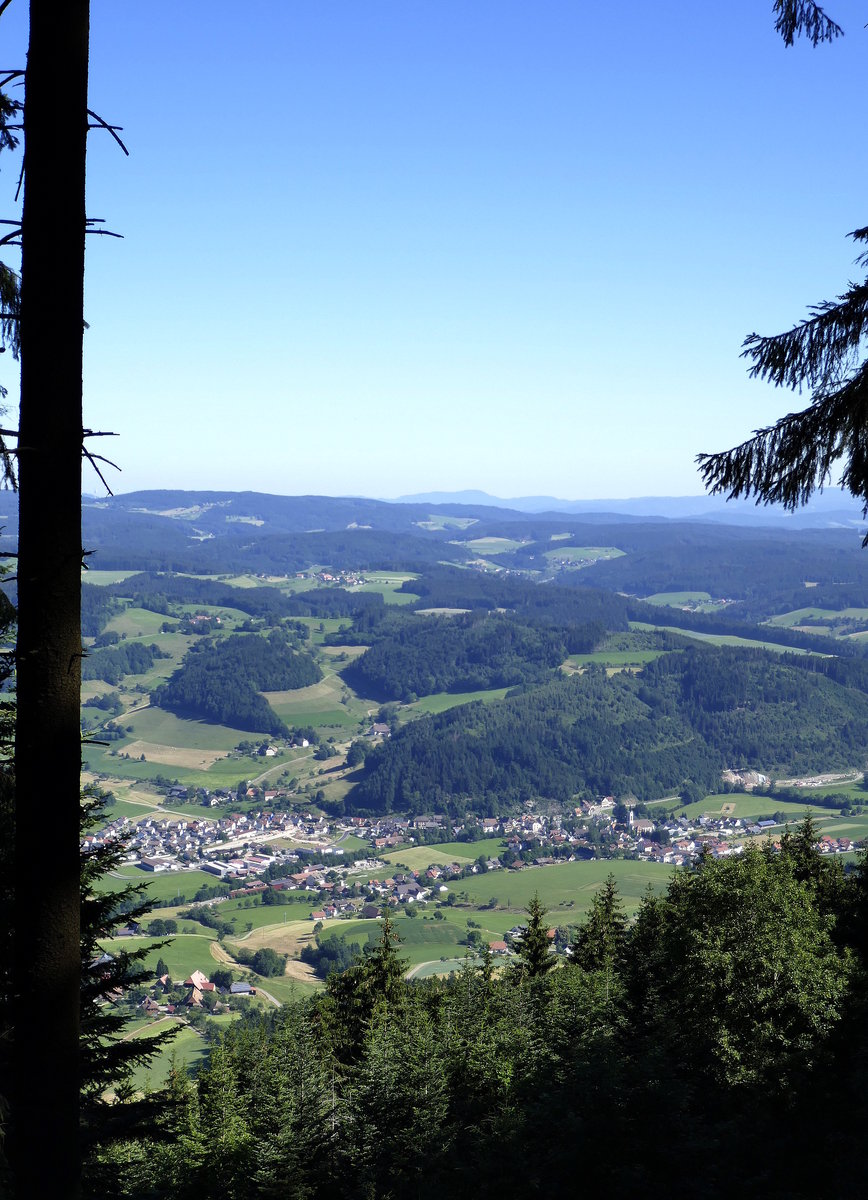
(393, 488, 867, 528)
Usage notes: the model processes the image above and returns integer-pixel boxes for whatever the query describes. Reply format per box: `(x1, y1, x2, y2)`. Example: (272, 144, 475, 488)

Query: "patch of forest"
(81, 641, 170, 685)
(397, 565, 631, 629)
(340, 611, 603, 702)
(351, 646, 868, 814)
(151, 631, 321, 734)
(81, 581, 124, 637)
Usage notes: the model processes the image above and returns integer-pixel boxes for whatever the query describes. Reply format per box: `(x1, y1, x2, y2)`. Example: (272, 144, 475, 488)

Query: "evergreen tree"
(696, 3, 868, 525)
(568, 873, 628, 1003)
(513, 892, 555, 980)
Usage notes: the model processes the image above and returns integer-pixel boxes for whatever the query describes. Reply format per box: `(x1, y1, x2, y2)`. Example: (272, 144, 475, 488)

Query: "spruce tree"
(514, 892, 555, 980)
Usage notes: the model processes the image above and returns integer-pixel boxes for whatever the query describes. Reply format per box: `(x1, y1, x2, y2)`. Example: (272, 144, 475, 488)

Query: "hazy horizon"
(3, 3, 865, 500)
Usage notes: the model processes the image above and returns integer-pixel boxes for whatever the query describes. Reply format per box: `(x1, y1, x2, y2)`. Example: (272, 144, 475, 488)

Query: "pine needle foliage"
(773, 0, 843, 47)
(80, 790, 177, 1146)
(696, 4, 868, 531)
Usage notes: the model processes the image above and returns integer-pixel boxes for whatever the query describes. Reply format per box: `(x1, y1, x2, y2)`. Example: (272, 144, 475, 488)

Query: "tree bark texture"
(13, 3, 89, 1197)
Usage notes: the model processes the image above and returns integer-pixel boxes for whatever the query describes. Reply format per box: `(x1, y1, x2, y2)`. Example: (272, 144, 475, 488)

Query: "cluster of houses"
(86, 784, 862, 906)
(139, 968, 256, 1016)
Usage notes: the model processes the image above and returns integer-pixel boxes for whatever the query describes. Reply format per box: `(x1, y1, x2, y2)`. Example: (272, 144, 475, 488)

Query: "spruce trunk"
(13, 3, 89, 1197)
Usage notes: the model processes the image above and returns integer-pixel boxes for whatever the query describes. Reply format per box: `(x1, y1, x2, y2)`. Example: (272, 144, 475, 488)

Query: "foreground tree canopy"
(92, 832, 868, 1200)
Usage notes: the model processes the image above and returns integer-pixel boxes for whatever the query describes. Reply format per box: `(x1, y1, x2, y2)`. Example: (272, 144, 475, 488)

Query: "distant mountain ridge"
(393, 489, 866, 528)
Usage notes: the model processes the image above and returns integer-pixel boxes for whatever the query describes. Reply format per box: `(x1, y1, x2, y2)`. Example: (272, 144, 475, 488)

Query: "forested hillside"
(340, 611, 603, 701)
(352, 647, 868, 813)
(151, 631, 320, 735)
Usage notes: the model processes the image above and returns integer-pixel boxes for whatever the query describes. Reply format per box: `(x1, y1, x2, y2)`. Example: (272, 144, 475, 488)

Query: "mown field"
(82, 569, 141, 586)
(565, 649, 667, 668)
(83, 702, 303, 786)
(406, 686, 511, 715)
(264, 672, 374, 730)
(95, 867, 218, 906)
(353, 572, 420, 605)
(675, 794, 823, 821)
(448, 858, 670, 914)
(629, 621, 811, 654)
(767, 606, 868, 629)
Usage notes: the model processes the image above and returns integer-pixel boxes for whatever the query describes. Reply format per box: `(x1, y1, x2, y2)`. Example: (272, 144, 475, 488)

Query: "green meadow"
(643, 591, 723, 610)
(447, 858, 670, 915)
(767, 606, 868, 628)
(407, 687, 510, 715)
(292, 617, 353, 645)
(355, 572, 420, 605)
(101, 932, 218, 983)
(565, 649, 667, 668)
(96, 868, 220, 906)
(82, 569, 141, 586)
(675, 794, 823, 821)
(629, 621, 811, 654)
(460, 537, 527, 555)
(128, 1022, 209, 1092)
(103, 607, 170, 638)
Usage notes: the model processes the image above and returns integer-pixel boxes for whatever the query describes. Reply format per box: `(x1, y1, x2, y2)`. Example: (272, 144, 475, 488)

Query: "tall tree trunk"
(13, 3, 89, 1197)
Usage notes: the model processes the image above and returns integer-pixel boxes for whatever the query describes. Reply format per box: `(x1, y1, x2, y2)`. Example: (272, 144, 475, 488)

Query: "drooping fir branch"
(773, 1, 844, 47)
(740, 275, 868, 392)
(698, 224, 868, 528)
(697, 360, 868, 526)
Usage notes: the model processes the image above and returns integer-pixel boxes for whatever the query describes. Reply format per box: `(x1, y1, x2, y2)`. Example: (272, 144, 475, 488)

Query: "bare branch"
(86, 108, 129, 156)
(82, 445, 119, 496)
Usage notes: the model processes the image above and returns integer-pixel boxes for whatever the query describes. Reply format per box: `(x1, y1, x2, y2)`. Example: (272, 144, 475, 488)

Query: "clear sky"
(2, 1, 866, 500)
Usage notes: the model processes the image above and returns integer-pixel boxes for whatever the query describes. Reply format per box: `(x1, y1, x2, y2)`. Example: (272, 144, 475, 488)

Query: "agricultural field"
(292, 616, 353, 644)
(354, 571, 420, 605)
(264, 673, 373, 730)
(543, 546, 625, 566)
(398, 837, 507, 863)
(127, 1021, 209, 1092)
(101, 607, 171, 639)
(675, 794, 823, 821)
(101, 932, 218, 983)
(83, 703, 296, 786)
(459, 536, 528, 555)
(629, 621, 811, 654)
(81, 569, 141, 586)
(565, 649, 667, 670)
(447, 858, 670, 915)
(377, 846, 481, 873)
(406, 686, 511, 716)
(643, 591, 726, 611)
(768, 606, 868, 627)
(95, 867, 219, 907)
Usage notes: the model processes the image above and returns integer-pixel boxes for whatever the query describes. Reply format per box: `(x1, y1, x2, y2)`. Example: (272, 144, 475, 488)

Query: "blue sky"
(2, 1, 866, 500)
